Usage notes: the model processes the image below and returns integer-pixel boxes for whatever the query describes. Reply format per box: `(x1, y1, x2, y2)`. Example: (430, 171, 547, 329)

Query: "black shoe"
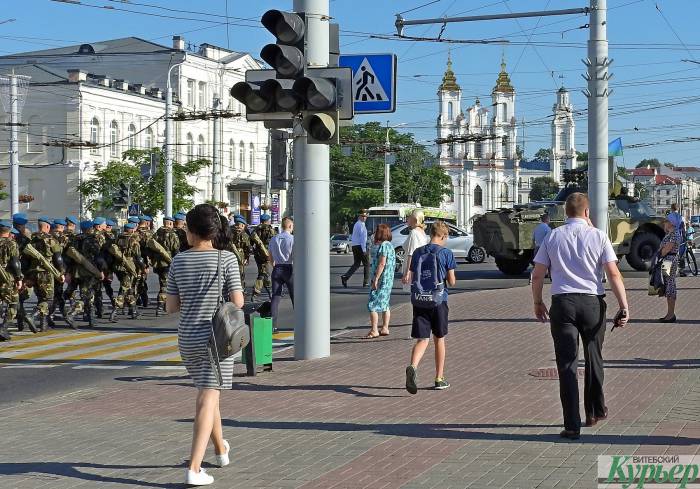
(559, 429, 580, 440)
(341, 276, 348, 288)
(16, 317, 24, 332)
(21, 314, 37, 334)
(362, 282, 369, 287)
(129, 307, 140, 320)
(658, 315, 677, 323)
(0, 326, 10, 341)
(405, 365, 418, 395)
(46, 315, 56, 329)
(109, 309, 118, 323)
(86, 314, 95, 328)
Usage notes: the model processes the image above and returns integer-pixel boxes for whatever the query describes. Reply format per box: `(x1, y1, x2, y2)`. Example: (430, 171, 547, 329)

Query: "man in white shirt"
(269, 217, 294, 326)
(341, 209, 370, 288)
(529, 213, 552, 284)
(532, 193, 629, 440)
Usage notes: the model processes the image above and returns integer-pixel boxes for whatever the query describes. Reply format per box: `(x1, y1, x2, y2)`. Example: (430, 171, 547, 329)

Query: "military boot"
(0, 325, 10, 341)
(109, 307, 119, 323)
(61, 304, 77, 330)
(46, 314, 57, 330)
(128, 305, 140, 320)
(95, 299, 104, 319)
(18, 311, 37, 334)
(85, 306, 95, 328)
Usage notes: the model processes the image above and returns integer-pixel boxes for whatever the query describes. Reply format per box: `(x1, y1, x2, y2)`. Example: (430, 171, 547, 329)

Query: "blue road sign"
(339, 53, 396, 114)
(128, 204, 141, 216)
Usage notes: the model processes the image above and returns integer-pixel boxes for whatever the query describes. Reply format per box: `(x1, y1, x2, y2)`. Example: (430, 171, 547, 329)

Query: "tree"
(576, 151, 588, 163)
(78, 149, 210, 215)
(0, 180, 8, 201)
(534, 148, 552, 161)
(515, 145, 524, 160)
(330, 122, 452, 228)
(529, 176, 560, 201)
(636, 158, 660, 169)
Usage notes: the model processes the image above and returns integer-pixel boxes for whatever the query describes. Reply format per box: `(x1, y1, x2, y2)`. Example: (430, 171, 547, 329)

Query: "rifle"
(251, 232, 270, 258)
(23, 243, 62, 280)
(65, 245, 102, 279)
(107, 243, 138, 276)
(146, 238, 172, 265)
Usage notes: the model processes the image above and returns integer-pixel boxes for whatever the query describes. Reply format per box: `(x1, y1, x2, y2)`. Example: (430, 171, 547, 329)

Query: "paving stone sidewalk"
(1, 277, 698, 489)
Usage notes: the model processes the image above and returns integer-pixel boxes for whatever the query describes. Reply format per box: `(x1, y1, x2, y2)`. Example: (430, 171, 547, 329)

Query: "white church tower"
(551, 86, 577, 182)
(491, 54, 517, 161)
(437, 53, 462, 160)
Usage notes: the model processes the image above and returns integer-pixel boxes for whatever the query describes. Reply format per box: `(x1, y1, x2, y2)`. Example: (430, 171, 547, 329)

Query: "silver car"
(330, 234, 351, 254)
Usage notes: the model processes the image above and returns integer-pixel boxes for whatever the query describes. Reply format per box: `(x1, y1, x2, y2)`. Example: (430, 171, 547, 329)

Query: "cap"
(234, 216, 247, 225)
(124, 222, 137, 230)
(10, 228, 19, 235)
(92, 217, 106, 226)
(106, 219, 116, 227)
(12, 213, 28, 225)
(261, 214, 271, 222)
(0, 220, 12, 229)
(174, 212, 186, 221)
(163, 216, 174, 222)
(128, 216, 140, 224)
(53, 218, 67, 226)
(80, 220, 93, 231)
(140, 215, 153, 222)
(66, 215, 79, 225)
(38, 216, 52, 225)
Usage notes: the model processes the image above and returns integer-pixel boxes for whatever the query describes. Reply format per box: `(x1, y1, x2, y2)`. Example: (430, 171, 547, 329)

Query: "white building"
(0, 37, 284, 223)
(436, 55, 576, 229)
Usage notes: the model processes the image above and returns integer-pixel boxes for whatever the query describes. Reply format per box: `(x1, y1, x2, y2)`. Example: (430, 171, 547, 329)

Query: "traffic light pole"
(293, 0, 331, 360)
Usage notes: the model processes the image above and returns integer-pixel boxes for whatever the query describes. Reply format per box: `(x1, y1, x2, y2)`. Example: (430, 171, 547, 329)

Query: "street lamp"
(384, 121, 408, 205)
(165, 54, 186, 218)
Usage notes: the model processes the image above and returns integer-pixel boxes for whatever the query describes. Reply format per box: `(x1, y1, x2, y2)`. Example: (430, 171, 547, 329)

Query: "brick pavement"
(0, 276, 698, 488)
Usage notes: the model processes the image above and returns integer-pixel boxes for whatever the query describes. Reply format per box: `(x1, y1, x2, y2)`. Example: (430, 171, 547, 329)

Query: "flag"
(608, 137, 623, 156)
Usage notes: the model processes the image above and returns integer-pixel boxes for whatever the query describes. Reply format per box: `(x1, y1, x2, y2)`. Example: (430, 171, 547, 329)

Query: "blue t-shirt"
(410, 243, 456, 300)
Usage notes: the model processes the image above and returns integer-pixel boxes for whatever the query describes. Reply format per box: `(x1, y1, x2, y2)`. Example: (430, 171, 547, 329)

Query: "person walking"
(405, 221, 457, 394)
(250, 214, 276, 301)
(341, 210, 370, 288)
(657, 219, 682, 322)
(0, 220, 23, 340)
(365, 224, 396, 338)
(401, 209, 430, 287)
(166, 204, 244, 486)
(529, 213, 552, 284)
(269, 217, 294, 328)
(531, 192, 629, 440)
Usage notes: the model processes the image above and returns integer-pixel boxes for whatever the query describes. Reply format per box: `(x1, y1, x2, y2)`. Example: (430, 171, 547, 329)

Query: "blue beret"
(80, 220, 93, 231)
(140, 215, 153, 222)
(260, 214, 271, 221)
(106, 219, 116, 227)
(38, 216, 52, 225)
(66, 215, 79, 225)
(128, 216, 140, 224)
(163, 216, 174, 222)
(93, 217, 106, 226)
(10, 227, 19, 235)
(12, 213, 28, 225)
(124, 222, 137, 230)
(234, 216, 247, 225)
(0, 220, 12, 229)
(53, 218, 67, 226)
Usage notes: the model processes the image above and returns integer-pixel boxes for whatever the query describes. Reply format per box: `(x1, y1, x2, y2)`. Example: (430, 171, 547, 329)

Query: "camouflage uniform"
(251, 223, 276, 299)
(110, 231, 142, 320)
(174, 227, 189, 252)
(14, 231, 32, 331)
(0, 236, 22, 338)
(26, 231, 64, 330)
(77, 230, 106, 327)
(153, 227, 180, 311)
(62, 231, 84, 318)
(99, 229, 116, 312)
(50, 230, 70, 325)
(136, 227, 154, 307)
(230, 227, 252, 288)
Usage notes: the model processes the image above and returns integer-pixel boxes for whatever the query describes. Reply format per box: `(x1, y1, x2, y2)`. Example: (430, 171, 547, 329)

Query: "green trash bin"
(243, 312, 273, 376)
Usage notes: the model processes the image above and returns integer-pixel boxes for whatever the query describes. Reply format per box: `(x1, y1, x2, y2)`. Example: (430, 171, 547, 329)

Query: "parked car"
(389, 221, 486, 271)
(330, 234, 351, 254)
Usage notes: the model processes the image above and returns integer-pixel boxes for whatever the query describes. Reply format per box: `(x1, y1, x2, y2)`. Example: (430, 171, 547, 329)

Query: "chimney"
(173, 35, 185, 51)
(97, 76, 110, 87)
(113, 79, 129, 91)
(67, 69, 87, 83)
(149, 88, 163, 99)
(199, 43, 216, 59)
(133, 84, 147, 95)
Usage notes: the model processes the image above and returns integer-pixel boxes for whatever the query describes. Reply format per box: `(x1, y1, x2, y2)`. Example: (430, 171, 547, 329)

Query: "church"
(436, 55, 578, 229)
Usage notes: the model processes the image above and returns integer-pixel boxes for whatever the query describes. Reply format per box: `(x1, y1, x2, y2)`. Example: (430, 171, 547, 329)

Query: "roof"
(2, 64, 67, 84)
(438, 53, 460, 92)
(520, 160, 551, 171)
(632, 168, 656, 176)
(493, 54, 514, 94)
(0, 37, 172, 58)
(674, 166, 700, 173)
(655, 175, 680, 185)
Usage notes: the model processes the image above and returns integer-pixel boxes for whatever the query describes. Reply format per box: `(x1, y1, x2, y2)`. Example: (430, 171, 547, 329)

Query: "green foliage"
(534, 148, 552, 161)
(330, 122, 452, 228)
(635, 182, 649, 200)
(0, 179, 8, 201)
(529, 176, 560, 201)
(515, 145, 524, 159)
(636, 158, 660, 168)
(78, 149, 210, 215)
(576, 151, 588, 163)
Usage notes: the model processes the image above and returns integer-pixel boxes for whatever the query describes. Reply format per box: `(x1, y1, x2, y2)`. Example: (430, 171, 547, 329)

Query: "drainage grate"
(528, 366, 585, 379)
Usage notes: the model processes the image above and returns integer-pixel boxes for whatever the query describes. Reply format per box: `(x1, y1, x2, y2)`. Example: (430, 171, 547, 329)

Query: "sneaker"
(185, 468, 214, 486)
(215, 439, 230, 467)
(405, 365, 418, 395)
(434, 377, 450, 390)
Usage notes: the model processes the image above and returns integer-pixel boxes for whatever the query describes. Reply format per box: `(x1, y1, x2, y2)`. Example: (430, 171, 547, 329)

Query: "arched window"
(144, 127, 153, 149)
(197, 134, 206, 158)
(501, 103, 508, 123)
(239, 141, 245, 170)
(474, 141, 482, 159)
(474, 185, 483, 206)
(249, 143, 255, 173)
(229, 139, 235, 169)
(198, 82, 207, 110)
(90, 117, 100, 155)
(186, 133, 194, 161)
(501, 137, 509, 159)
(559, 130, 567, 151)
(127, 123, 136, 150)
(501, 182, 509, 201)
(447, 101, 453, 121)
(109, 120, 119, 158)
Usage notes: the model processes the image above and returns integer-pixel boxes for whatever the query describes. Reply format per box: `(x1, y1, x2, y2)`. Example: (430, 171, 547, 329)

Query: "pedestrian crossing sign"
(339, 53, 396, 114)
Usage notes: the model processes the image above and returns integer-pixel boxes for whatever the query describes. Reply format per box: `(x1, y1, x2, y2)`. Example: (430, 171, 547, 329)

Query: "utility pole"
(293, 0, 331, 360)
(265, 129, 272, 207)
(165, 56, 186, 218)
(585, 0, 610, 233)
(212, 95, 221, 202)
(384, 121, 391, 205)
(9, 74, 19, 216)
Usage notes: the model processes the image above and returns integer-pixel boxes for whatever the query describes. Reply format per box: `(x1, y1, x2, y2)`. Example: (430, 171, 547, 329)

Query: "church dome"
(438, 53, 460, 92)
(493, 55, 514, 94)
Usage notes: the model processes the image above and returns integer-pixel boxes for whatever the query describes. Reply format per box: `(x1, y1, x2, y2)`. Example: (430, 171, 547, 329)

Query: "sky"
(1, 0, 699, 167)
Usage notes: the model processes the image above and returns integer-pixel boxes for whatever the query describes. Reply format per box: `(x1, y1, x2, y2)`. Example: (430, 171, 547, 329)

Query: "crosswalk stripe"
(115, 343, 179, 362)
(66, 335, 175, 361)
(8, 333, 161, 360)
(0, 331, 103, 352)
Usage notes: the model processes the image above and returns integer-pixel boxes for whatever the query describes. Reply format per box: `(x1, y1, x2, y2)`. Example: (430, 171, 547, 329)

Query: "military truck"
(472, 171, 666, 275)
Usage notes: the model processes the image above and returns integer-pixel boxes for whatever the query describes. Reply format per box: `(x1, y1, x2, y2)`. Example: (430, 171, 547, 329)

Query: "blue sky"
(2, 0, 699, 167)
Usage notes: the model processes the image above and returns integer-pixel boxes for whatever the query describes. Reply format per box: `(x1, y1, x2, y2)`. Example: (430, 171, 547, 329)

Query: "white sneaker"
(185, 468, 214, 486)
(215, 439, 230, 467)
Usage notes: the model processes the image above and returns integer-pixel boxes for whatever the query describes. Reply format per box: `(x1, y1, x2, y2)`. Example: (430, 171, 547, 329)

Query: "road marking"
(145, 365, 186, 371)
(72, 365, 130, 370)
(116, 344, 179, 362)
(66, 335, 175, 361)
(0, 331, 103, 352)
(1, 364, 60, 369)
(6, 333, 161, 360)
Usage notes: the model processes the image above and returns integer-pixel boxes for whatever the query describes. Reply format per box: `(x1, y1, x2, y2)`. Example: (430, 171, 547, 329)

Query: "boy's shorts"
(411, 302, 449, 339)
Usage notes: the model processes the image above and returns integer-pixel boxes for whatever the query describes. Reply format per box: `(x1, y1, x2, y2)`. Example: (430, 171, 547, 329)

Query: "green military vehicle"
(472, 172, 666, 275)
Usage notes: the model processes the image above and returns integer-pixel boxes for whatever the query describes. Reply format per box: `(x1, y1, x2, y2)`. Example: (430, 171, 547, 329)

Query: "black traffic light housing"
(113, 182, 130, 207)
(260, 10, 306, 79)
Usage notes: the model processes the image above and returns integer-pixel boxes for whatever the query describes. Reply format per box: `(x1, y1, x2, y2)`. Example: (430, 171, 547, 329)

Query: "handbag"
(208, 250, 250, 386)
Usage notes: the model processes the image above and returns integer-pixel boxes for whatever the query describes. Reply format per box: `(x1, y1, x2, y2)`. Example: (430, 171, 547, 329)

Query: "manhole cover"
(528, 367, 585, 379)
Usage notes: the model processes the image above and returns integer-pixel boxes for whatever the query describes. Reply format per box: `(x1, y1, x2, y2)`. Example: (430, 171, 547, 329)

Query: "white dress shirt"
(351, 220, 368, 252)
(270, 231, 294, 265)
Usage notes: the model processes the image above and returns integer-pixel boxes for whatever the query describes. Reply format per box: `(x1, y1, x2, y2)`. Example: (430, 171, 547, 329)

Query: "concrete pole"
(587, 0, 609, 232)
(293, 0, 330, 360)
(165, 58, 185, 218)
(9, 75, 19, 216)
(265, 129, 272, 206)
(384, 121, 390, 205)
(213, 96, 221, 202)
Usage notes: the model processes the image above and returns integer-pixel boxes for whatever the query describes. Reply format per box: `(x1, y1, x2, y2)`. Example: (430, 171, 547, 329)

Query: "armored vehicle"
(472, 172, 665, 275)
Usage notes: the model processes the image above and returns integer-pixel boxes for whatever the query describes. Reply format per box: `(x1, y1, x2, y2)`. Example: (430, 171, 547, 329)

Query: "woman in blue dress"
(365, 223, 396, 338)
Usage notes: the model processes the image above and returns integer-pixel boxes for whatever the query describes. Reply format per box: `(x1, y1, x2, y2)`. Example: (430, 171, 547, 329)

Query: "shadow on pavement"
(0, 462, 181, 488)
(232, 382, 407, 398)
(604, 358, 700, 369)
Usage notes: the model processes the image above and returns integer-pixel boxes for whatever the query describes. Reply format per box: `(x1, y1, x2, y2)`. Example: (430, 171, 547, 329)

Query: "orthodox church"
(436, 55, 578, 229)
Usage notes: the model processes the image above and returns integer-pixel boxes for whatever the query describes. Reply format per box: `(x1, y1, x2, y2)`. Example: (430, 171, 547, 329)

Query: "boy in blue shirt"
(406, 221, 457, 393)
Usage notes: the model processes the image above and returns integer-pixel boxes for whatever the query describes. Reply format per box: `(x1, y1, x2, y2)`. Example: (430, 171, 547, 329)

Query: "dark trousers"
(550, 294, 607, 431)
(343, 245, 369, 285)
(271, 264, 294, 326)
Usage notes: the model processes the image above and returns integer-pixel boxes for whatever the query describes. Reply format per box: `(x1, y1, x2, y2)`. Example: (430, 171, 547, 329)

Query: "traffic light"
(230, 9, 353, 144)
(113, 183, 130, 207)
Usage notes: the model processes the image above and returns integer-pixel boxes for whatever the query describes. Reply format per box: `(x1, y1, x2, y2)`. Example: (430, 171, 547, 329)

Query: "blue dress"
(367, 241, 396, 312)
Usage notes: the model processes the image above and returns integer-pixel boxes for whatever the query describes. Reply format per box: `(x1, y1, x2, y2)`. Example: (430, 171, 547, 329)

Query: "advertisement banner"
(251, 194, 261, 225)
(271, 193, 280, 225)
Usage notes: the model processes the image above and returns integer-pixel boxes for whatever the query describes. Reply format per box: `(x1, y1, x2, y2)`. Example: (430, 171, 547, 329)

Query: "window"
(186, 133, 194, 161)
(501, 137, 509, 159)
(249, 143, 255, 173)
(447, 101, 453, 121)
(90, 117, 100, 155)
(239, 141, 245, 170)
(474, 185, 483, 206)
(109, 120, 119, 158)
(518, 177, 522, 189)
(229, 139, 235, 169)
(144, 127, 153, 149)
(502, 182, 509, 201)
(559, 130, 567, 151)
(198, 134, 206, 158)
(186, 79, 195, 107)
(474, 141, 482, 159)
(127, 123, 136, 151)
(198, 82, 207, 110)
(448, 143, 454, 158)
(501, 103, 508, 123)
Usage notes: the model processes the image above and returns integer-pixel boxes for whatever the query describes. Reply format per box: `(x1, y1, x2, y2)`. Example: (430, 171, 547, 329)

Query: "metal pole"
(213, 96, 221, 202)
(9, 75, 19, 216)
(586, 0, 609, 232)
(293, 0, 330, 360)
(265, 129, 272, 206)
(165, 57, 185, 218)
(384, 121, 390, 205)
